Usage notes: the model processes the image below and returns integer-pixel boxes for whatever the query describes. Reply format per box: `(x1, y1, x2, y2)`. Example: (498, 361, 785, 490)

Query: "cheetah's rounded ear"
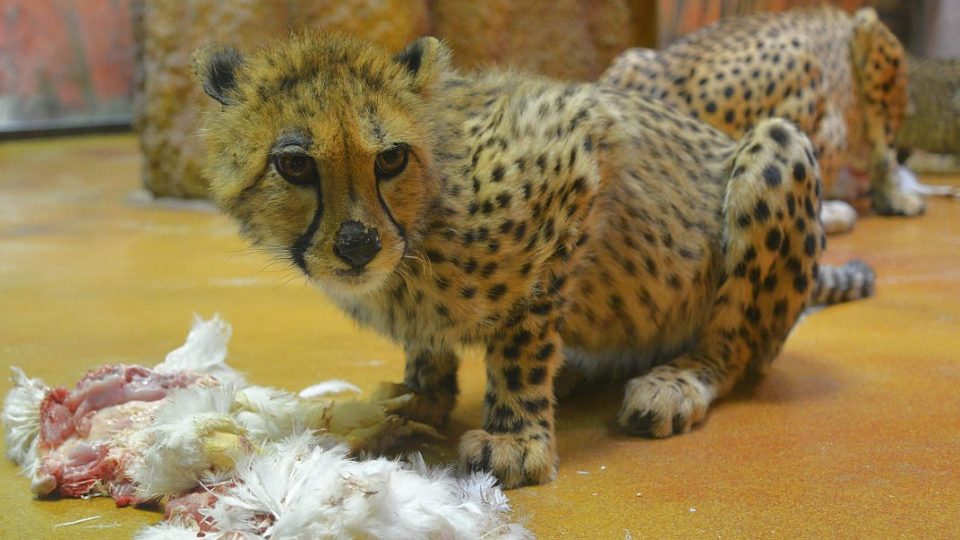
(393, 36, 451, 95)
(192, 45, 245, 106)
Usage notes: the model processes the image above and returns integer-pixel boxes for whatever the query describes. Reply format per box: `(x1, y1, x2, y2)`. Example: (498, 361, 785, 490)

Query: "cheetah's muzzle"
(333, 220, 381, 271)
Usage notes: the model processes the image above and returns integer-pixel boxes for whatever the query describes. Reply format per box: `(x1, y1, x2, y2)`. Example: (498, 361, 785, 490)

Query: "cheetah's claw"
(325, 395, 445, 454)
(370, 381, 456, 427)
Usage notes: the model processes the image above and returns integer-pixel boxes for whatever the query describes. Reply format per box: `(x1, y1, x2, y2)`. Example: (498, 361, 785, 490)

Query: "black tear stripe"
(377, 181, 407, 248)
(291, 185, 324, 274)
(375, 147, 410, 236)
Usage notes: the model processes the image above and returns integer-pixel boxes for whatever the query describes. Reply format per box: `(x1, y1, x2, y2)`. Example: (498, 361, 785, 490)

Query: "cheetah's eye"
(374, 144, 409, 180)
(274, 152, 317, 186)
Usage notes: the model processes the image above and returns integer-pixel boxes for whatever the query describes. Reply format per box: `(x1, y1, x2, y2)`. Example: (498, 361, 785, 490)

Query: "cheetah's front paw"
(873, 188, 925, 216)
(618, 366, 713, 438)
(370, 382, 456, 427)
(459, 429, 556, 488)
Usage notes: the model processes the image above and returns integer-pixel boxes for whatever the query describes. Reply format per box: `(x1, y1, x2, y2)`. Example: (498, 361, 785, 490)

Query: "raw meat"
(32, 364, 216, 505)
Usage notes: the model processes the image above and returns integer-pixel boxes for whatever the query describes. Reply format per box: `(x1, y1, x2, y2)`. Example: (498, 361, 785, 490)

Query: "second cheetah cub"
(195, 33, 867, 487)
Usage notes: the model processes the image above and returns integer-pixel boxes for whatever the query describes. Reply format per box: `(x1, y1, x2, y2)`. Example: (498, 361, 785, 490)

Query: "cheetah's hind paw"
(618, 365, 713, 438)
(873, 176, 926, 216)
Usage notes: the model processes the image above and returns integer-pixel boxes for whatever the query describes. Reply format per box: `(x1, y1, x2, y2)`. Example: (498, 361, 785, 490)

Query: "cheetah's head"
(193, 33, 450, 296)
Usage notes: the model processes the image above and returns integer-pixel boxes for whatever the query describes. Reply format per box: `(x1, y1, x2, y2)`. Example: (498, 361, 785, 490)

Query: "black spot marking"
(487, 405, 524, 434)
(794, 274, 809, 293)
(513, 330, 533, 348)
(514, 222, 527, 242)
(763, 273, 778, 291)
(536, 343, 555, 361)
(527, 367, 547, 386)
(571, 177, 586, 193)
(754, 200, 771, 222)
(522, 396, 549, 413)
(765, 228, 782, 251)
(792, 161, 806, 182)
(763, 165, 782, 187)
(804, 234, 817, 256)
(492, 165, 505, 182)
(504, 366, 523, 391)
(769, 125, 790, 146)
(531, 301, 553, 315)
(487, 283, 508, 301)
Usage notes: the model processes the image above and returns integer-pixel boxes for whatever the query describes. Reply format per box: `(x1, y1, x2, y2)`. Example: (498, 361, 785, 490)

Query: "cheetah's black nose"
(333, 220, 381, 270)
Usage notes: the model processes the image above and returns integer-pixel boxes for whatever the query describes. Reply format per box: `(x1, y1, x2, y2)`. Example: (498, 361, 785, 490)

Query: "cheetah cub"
(602, 7, 921, 233)
(195, 34, 861, 487)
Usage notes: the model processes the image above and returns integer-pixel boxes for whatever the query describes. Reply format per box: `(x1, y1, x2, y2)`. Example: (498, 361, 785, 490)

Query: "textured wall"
(432, 1, 654, 80)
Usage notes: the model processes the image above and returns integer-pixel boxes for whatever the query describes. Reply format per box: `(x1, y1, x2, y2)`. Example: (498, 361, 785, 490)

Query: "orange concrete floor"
(1, 134, 958, 539)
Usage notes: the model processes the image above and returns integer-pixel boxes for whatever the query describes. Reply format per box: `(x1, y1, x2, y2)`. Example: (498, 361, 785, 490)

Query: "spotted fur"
(602, 6, 922, 229)
(196, 33, 855, 487)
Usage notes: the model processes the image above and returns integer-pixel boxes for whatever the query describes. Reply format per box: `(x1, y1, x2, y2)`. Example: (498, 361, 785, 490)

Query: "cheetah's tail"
(810, 260, 876, 306)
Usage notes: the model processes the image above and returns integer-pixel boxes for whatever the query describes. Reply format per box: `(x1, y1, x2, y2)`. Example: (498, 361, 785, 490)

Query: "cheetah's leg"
(370, 347, 459, 427)
(619, 119, 824, 437)
(850, 7, 923, 216)
(459, 305, 563, 488)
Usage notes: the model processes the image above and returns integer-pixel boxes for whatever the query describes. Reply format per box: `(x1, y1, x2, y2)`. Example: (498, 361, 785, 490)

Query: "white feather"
(298, 379, 361, 399)
(133, 522, 206, 540)
(897, 165, 960, 197)
(156, 314, 246, 387)
(197, 432, 532, 539)
(131, 385, 238, 499)
(2, 367, 48, 475)
(233, 386, 308, 440)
